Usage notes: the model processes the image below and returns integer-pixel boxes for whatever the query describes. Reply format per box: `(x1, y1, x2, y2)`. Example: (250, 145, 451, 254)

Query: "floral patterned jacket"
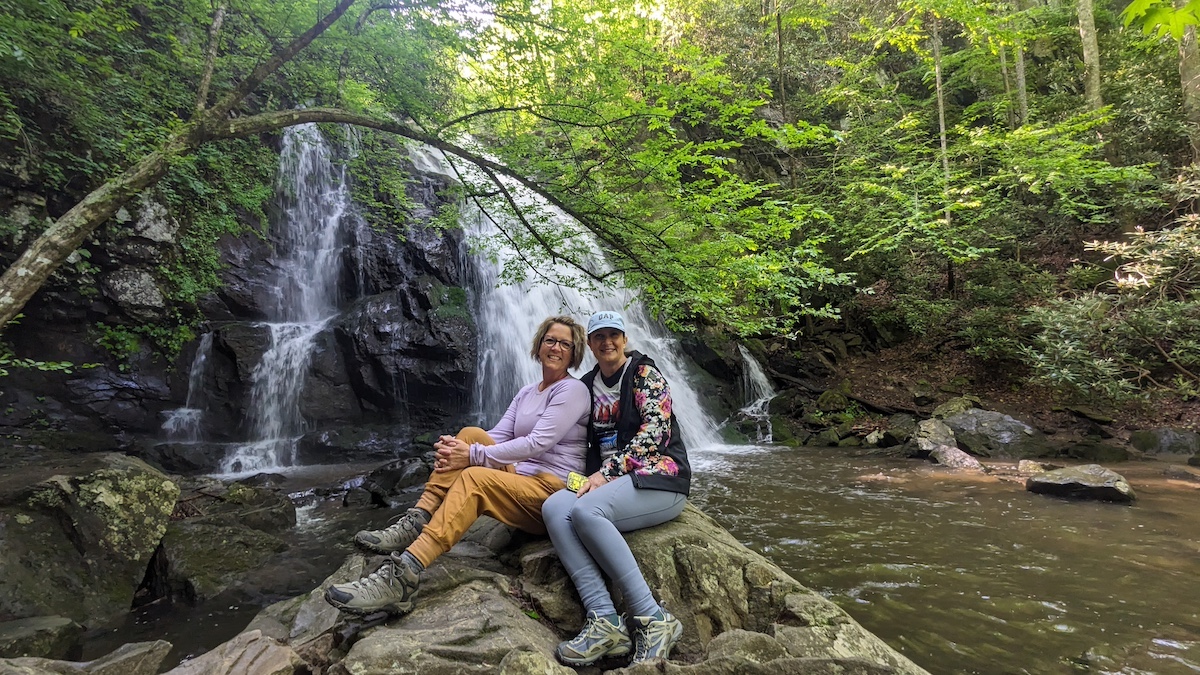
(581, 351, 691, 495)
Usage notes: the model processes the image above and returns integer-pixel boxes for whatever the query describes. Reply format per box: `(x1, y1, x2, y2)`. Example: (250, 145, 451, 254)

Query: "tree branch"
(217, 107, 678, 289)
(195, 3, 227, 114)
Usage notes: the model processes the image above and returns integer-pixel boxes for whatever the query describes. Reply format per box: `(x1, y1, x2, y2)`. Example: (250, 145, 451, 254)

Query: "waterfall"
(410, 146, 725, 450)
(161, 332, 213, 442)
(737, 345, 777, 443)
(222, 125, 350, 474)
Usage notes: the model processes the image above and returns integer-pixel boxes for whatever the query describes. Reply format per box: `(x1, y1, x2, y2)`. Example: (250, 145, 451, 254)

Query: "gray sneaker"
(354, 507, 429, 554)
(630, 609, 682, 664)
(555, 611, 632, 666)
(324, 552, 420, 616)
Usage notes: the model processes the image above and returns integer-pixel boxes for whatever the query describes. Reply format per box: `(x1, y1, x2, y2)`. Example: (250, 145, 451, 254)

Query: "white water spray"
(162, 332, 214, 442)
(222, 125, 350, 473)
(737, 345, 777, 443)
(410, 146, 725, 450)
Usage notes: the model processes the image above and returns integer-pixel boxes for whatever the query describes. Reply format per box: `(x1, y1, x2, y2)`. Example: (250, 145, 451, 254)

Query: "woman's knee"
(542, 488, 575, 522)
(455, 427, 494, 446)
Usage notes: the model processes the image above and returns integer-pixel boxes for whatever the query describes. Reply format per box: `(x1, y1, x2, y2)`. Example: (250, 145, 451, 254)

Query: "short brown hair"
(531, 315, 586, 370)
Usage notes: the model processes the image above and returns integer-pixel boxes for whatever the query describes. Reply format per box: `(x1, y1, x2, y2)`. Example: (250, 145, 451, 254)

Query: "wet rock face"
(2, 161, 474, 446)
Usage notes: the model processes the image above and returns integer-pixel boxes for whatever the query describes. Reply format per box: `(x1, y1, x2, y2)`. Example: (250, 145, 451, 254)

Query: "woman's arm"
(470, 380, 589, 467)
(599, 364, 673, 480)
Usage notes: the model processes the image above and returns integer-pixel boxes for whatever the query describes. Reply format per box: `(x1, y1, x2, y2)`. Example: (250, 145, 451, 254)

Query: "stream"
(690, 445, 1200, 674)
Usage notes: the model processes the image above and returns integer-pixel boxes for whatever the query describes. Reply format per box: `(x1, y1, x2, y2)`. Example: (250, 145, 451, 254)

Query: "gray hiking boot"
(630, 608, 682, 664)
(555, 611, 632, 666)
(324, 552, 420, 616)
(354, 507, 430, 554)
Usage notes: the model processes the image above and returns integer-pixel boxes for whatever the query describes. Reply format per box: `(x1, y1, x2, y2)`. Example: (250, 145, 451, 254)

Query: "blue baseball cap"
(587, 311, 625, 335)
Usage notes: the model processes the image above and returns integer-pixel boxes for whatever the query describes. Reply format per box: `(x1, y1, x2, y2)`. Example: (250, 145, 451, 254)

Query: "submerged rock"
(1025, 465, 1136, 503)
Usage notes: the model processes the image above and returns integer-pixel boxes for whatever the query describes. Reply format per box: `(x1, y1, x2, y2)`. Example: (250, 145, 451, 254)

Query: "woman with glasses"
(542, 310, 691, 667)
(325, 315, 590, 617)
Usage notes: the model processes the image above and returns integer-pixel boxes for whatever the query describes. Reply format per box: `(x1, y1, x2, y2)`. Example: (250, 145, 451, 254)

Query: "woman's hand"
(576, 471, 609, 497)
(434, 435, 470, 473)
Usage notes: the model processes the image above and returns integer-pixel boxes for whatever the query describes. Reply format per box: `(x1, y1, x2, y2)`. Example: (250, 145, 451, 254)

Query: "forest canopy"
(2, 0, 1199, 401)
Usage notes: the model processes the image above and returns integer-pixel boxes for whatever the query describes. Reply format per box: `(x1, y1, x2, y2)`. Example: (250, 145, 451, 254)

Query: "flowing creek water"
(691, 447, 1200, 674)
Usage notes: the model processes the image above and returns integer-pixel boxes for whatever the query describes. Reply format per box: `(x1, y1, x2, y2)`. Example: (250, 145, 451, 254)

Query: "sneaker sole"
(555, 643, 632, 666)
(323, 588, 416, 616)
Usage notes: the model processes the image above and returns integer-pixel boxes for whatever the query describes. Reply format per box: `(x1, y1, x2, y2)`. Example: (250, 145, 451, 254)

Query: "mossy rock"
(816, 390, 849, 412)
(159, 522, 289, 601)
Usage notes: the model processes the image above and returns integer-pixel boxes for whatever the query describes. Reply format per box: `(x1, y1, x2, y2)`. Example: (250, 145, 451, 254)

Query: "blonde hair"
(531, 315, 586, 370)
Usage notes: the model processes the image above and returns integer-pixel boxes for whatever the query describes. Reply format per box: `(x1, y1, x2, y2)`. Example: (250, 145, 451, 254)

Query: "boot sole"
(324, 588, 416, 616)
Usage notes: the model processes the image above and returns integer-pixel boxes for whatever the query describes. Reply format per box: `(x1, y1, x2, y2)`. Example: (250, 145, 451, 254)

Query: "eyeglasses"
(542, 337, 574, 351)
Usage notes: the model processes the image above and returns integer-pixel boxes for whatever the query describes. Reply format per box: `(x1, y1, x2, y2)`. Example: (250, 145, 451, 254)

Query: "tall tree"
(1077, 0, 1104, 110)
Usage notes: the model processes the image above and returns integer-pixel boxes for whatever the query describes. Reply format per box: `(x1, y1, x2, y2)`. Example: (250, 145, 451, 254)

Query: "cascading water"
(736, 345, 777, 443)
(222, 125, 351, 473)
(409, 146, 725, 449)
(161, 332, 214, 442)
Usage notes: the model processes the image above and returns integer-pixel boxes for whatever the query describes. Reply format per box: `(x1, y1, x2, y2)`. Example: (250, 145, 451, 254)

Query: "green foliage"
(346, 129, 419, 233)
(1020, 217, 1200, 400)
(1122, 0, 1200, 39)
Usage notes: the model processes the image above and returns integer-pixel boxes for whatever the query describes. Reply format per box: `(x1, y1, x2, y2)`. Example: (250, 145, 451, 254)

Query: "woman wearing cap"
(324, 315, 590, 617)
(542, 310, 692, 667)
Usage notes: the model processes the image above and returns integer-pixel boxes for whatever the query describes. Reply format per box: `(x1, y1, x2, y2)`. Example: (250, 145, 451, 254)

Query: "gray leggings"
(542, 475, 686, 618)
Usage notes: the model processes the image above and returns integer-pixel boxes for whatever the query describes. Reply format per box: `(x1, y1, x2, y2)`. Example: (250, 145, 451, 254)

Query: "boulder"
(0, 617, 82, 659)
(361, 456, 434, 506)
(908, 380, 936, 406)
(931, 396, 979, 419)
(1128, 428, 1200, 456)
(1025, 465, 1136, 503)
(0, 454, 179, 624)
(929, 445, 986, 472)
(263, 507, 927, 675)
(1017, 460, 1059, 475)
(295, 426, 414, 467)
(942, 410, 1054, 459)
(880, 414, 916, 447)
(161, 631, 303, 675)
(0, 640, 171, 675)
(1064, 439, 1131, 463)
(914, 419, 955, 456)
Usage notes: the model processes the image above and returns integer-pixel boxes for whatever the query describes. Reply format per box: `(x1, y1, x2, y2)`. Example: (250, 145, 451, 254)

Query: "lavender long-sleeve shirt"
(468, 377, 589, 482)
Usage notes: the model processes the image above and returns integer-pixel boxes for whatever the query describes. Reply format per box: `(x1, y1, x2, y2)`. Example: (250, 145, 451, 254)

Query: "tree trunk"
(1015, 42, 1029, 124)
(999, 43, 1016, 128)
(1179, 6, 1200, 161)
(932, 16, 955, 297)
(0, 0, 361, 332)
(1077, 0, 1103, 111)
